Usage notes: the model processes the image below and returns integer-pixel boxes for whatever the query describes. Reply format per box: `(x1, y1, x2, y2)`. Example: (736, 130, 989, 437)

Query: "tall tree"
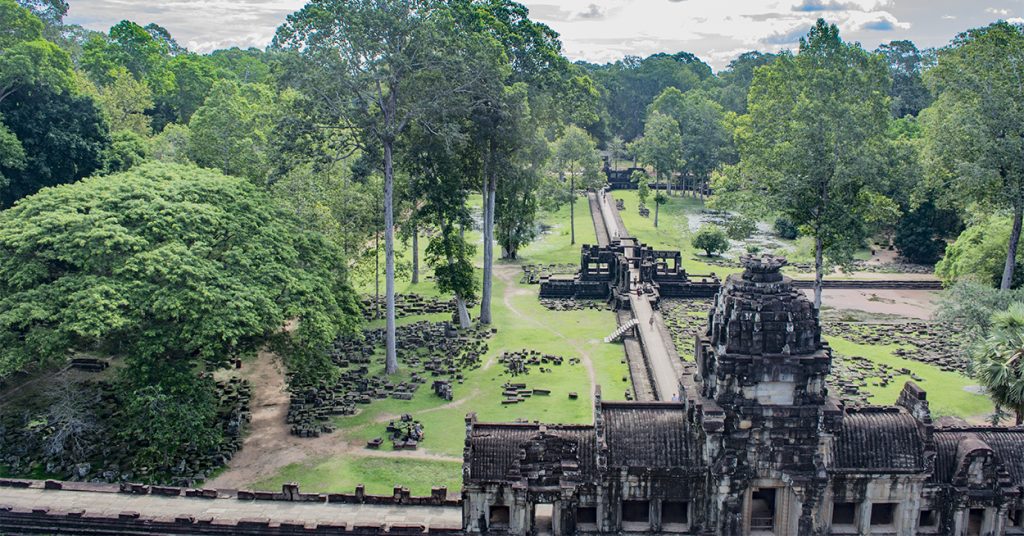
(0, 0, 73, 105)
(714, 51, 777, 114)
(187, 80, 278, 183)
(275, 0, 489, 374)
(0, 162, 360, 460)
(553, 125, 602, 244)
(0, 87, 108, 206)
(728, 19, 890, 308)
(923, 21, 1024, 291)
(90, 66, 153, 136)
(649, 88, 732, 198)
(632, 111, 682, 227)
(876, 40, 932, 118)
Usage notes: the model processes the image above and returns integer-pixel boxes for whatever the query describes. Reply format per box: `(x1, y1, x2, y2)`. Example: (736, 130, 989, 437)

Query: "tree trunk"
(814, 234, 824, 310)
(448, 232, 471, 330)
(383, 140, 398, 375)
(1001, 197, 1023, 291)
(654, 180, 660, 228)
(1016, 408, 1022, 426)
(375, 217, 380, 320)
(480, 144, 496, 325)
(411, 221, 419, 285)
(570, 172, 576, 246)
(456, 297, 471, 329)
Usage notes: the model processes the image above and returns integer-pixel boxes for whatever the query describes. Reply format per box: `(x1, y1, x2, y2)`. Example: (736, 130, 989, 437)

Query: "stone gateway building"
(462, 257, 1024, 536)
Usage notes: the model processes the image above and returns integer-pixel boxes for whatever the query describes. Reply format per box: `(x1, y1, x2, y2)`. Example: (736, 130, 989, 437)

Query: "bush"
(894, 202, 948, 265)
(774, 217, 799, 240)
(937, 213, 1024, 288)
(693, 225, 730, 257)
(726, 216, 757, 240)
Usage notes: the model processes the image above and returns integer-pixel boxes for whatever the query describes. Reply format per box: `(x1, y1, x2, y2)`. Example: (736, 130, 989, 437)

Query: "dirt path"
(494, 264, 600, 396)
(207, 349, 459, 490)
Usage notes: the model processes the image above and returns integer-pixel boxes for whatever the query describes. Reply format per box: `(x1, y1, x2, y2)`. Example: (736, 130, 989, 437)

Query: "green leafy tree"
(553, 124, 603, 244)
(585, 52, 711, 140)
(973, 304, 1024, 424)
(209, 47, 273, 84)
(102, 129, 148, 173)
(82, 20, 169, 84)
(632, 169, 651, 207)
(876, 40, 932, 118)
(607, 135, 626, 170)
(649, 88, 732, 198)
(894, 201, 949, 264)
(151, 53, 217, 128)
(0, 121, 25, 191)
(187, 81, 277, 183)
(0, 163, 360, 464)
(0, 86, 108, 206)
(275, 0, 490, 374)
(923, 21, 1024, 291)
(91, 66, 153, 136)
(937, 214, 1024, 288)
(0, 0, 73, 105)
(150, 123, 191, 164)
(632, 111, 682, 227)
(714, 51, 777, 114)
(726, 20, 890, 308)
(693, 225, 730, 257)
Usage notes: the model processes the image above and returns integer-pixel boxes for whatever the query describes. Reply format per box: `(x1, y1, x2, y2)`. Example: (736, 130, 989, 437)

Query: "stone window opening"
(870, 503, 896, 530)
(622, 500, 651, 529)
(967, 509, 985, 536)
(1010, 509, 1024, 527)
(831, 502, 857, 529)
(918, 509, 939, 531)
(577, 506, 598, 527)
(662, 501, 689, 527)
(750, 488, 777, 533)
(489, 505, 510, 528)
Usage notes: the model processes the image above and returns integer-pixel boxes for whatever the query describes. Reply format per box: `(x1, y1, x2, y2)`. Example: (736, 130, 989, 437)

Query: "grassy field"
(829, 338, 992, 418)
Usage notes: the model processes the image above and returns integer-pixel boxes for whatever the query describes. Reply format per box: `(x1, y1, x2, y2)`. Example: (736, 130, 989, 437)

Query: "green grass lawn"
(253, 456, 462, 496)
(827, 337, 993, 419)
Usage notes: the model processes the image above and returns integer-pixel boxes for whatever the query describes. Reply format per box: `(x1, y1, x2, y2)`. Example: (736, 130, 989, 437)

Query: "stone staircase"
(604, 318, 639, 343)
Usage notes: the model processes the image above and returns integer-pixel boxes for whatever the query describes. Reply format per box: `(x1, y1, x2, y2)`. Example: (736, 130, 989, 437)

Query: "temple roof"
(602, 403, 699, 469)
(933, 429, 1024, 485)
(832, 408, 926, 473)
(709, 255, 822, 356)
(465, 422, 596, 483)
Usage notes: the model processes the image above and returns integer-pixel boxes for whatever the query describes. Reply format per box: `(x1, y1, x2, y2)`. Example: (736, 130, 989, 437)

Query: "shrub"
(693, 225, 730, 257)
(726, 215, 756, 240)
(774, 217, 799, 240)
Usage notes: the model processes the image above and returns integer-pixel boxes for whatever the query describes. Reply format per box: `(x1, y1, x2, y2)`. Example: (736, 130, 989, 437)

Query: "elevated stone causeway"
(0, 480, 461, 535)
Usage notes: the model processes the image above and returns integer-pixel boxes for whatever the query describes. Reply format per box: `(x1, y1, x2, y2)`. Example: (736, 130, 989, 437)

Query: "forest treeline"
(2, 0, 1024, 464)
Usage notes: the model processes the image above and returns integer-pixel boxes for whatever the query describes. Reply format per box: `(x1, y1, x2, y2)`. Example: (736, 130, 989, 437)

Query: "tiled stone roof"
(933, 429, 1024, 485)
(466, 423, 595, 482)
(602, 403, 698, 469)
(832, 408, 925, 472)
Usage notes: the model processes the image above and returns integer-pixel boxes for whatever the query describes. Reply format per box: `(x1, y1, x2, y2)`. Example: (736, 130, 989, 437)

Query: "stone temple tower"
(694, 255, 840, 535)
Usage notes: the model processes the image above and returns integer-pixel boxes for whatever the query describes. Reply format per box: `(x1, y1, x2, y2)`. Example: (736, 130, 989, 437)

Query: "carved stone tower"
(695, 255, 840, 535)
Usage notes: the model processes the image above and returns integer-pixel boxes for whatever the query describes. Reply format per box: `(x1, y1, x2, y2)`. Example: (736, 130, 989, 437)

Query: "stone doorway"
(533, 503, 554, 535)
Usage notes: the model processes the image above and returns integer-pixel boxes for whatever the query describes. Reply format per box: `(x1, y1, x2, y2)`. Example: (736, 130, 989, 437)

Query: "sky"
(64, 0, 1023, 71)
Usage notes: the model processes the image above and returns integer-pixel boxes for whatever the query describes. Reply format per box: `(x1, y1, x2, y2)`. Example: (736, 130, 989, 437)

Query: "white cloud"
(62, 0, 1012, 71)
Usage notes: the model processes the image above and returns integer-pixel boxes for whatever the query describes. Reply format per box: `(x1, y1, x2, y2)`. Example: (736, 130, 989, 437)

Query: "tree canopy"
(0, 162, 360, 381)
